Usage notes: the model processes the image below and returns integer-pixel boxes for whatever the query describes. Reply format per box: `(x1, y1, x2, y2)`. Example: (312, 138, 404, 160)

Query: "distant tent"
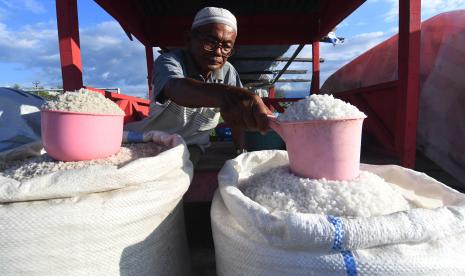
(321, 10, 465, 185)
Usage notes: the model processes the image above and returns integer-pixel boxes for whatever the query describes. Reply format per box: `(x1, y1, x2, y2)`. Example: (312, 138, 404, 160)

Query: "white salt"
(240, 166, 411, 218)
(1, 143, 167, 181)
(42, 88, 124, 115)
(278, 94, 366, 121)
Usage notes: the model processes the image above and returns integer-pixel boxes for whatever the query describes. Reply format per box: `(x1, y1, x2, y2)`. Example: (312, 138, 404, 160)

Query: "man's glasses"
(193, 32, 235, 57)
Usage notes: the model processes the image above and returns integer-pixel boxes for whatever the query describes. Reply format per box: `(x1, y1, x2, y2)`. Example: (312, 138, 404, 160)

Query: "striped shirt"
(125, 49, 242, 149)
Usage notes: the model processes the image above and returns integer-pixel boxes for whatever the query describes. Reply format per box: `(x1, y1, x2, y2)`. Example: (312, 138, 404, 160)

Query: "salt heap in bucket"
(269, 94, 367, 180)
(243, 94, 411, 217)
(41, 89, 125, 161)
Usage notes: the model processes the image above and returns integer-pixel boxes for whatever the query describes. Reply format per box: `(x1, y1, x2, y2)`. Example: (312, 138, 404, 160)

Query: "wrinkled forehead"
(192, 23, 237, 39)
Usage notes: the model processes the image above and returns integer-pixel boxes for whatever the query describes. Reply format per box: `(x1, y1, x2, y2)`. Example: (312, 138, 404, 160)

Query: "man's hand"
(163, 78, 272, 132)
(220, 89, 272, 133)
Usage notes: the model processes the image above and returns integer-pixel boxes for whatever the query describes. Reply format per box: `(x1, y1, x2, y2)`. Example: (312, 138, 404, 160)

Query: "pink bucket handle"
(267, 115, 283, 137)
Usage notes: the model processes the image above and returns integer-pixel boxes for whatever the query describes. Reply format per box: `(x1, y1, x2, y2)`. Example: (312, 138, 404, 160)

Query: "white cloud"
(277, 83, 295, 91)
(0, 18, 149, 97)
(383, 0, 465, 22)
(22, 0, 46, 13)
(78, 21, 147, 95)
(268, 30, 390, 94)
(0, 0, 46, 14)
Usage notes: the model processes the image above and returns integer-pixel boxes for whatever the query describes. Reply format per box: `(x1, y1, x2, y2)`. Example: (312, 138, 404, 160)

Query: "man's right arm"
(153, 53, 271, 133)
(163, 78, 271, 133)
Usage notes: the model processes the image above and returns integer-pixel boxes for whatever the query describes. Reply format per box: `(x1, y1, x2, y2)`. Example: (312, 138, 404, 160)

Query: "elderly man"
(126, 7, 271, 165)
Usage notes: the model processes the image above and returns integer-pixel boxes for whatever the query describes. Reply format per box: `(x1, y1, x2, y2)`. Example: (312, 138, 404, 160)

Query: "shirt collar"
(184, 50, 224, 83)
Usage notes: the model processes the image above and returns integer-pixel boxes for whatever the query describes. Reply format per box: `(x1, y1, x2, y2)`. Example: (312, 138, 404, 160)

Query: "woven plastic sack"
(0, 131, 193, 275)
(212, 150, 465, 275)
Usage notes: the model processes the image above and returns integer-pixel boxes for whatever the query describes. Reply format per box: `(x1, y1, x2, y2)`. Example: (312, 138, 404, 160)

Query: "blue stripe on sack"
(327, 216, 344, 251)
(341, 250, 357, 276)
(126, 131, 144, 143)
(327, 216, 357, 276)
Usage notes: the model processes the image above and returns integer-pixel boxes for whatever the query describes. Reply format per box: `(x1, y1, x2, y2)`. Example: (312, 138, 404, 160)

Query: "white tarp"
(0, 88, 43, 153)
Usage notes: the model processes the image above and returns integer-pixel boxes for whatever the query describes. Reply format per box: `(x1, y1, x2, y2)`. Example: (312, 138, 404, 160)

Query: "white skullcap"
(191, 7, 237, 33)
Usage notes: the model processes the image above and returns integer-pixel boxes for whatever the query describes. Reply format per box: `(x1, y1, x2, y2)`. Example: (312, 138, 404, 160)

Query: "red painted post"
(56, 0, 83, 91)
(396, 0, 421, 168)
(268, 86, 276, 98)
(145, 46, 154, 99)
(310, 42, 320, 94)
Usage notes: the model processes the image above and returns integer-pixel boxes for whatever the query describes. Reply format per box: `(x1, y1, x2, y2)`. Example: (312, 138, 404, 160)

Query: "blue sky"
(0, 0, 464, 99)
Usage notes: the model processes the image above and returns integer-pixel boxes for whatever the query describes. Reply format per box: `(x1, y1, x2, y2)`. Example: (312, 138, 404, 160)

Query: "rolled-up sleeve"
(223, 63, 243, 88)
(152, 53, 185, 103)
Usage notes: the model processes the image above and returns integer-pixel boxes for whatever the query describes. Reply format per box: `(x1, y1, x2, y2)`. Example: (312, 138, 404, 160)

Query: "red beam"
(94, 0, 148, 45)
(84, 86, 149, 123)
(311, 41, 320, 94)
(319, 1, 366, 40)
(396, 0, 421, 168)
(145, 46, 154, 99)
(145, 15, 319, 46)
(56, 0, 83, 91)
(334, 81, 399, 154)
(335, 81, 398, 97)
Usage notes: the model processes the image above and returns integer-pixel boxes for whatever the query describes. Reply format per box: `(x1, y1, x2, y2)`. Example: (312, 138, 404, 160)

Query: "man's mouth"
(206, 56, 222, 64)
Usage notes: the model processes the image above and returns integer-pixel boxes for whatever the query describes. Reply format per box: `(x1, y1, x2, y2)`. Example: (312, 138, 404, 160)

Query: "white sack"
(212, 150, 465, 275)
(0, 131, 193, 275)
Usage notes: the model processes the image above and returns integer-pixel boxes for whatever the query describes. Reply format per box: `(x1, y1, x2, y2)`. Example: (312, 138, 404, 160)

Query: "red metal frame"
(311, 41, 320, 94)
(55, 0, 421, 202)
(93, 0, 365, 46)
(336, 81, 399, 155)
(84, 87, 150, 124)
(333, 0, 421, 167)
(56, 0, 83, 91)
(396, 0, 421, 167)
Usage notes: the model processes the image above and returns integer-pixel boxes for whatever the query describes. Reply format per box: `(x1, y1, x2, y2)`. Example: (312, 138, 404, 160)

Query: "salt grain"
(42, 88, 124, 115)
(1, 143, 167, 181)
(278, 94, 366, 121)
(240, 166, 411, 217)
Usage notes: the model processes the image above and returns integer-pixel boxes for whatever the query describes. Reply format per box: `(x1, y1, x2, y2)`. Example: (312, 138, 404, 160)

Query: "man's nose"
(214, 46, 223, 56)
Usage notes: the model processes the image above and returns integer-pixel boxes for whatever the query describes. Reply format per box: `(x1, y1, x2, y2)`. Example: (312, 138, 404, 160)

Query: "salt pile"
(1, 143, 167, 181)
(240, 166, 411, 217)
(42, 88, 124, 115)
(278, 94, 366, 121)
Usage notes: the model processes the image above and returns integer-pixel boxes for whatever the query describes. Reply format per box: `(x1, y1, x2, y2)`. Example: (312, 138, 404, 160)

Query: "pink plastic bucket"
(41, 110, 124, 161)
(269, 116, 366, 180)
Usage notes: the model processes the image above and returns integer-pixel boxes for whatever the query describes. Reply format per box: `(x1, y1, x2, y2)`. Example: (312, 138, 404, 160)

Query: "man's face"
(188, 23, 237, 74)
